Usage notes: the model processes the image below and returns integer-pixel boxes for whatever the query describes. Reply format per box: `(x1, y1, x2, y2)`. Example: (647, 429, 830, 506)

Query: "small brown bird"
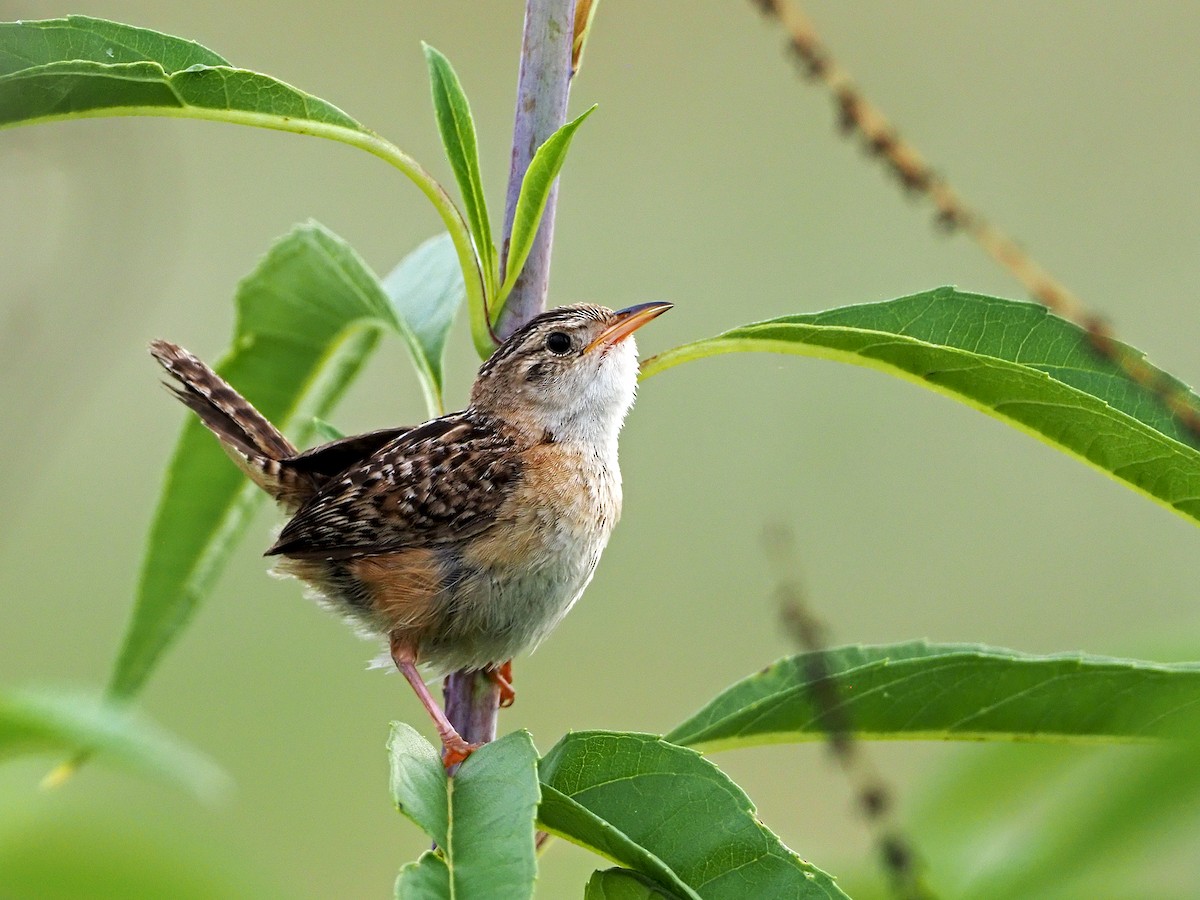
(151, 301, 671, 763)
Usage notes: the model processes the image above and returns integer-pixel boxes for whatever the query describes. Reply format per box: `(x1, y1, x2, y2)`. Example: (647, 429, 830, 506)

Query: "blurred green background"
(2, 1, 1199, 896)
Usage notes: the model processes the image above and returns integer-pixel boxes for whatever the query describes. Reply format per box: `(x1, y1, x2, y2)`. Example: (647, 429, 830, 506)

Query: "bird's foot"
(441, 734, 482, 768)
(390, 641, 484, 769)
(488, 660, 515, 708)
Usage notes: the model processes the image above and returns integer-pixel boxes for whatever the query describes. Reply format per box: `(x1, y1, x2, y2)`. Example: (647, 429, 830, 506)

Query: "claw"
(488, 660, 515, 708)
(442, 736, 482, 768)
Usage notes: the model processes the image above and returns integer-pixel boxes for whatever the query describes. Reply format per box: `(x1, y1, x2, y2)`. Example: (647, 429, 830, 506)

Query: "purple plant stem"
(443, 669, 498, 749)
(443, 0, 578, 760)
(495, 0, 579, 339)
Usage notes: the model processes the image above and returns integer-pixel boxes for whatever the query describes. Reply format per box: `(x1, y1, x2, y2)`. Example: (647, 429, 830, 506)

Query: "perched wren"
(150, 301, 671, 763)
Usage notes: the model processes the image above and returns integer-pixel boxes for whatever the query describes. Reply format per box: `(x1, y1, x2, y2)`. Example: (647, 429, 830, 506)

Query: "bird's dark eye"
(545, 331, 572, 355)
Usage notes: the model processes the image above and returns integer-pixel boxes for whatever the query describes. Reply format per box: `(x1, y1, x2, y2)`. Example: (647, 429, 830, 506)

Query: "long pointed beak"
(585, 301, 673, 353)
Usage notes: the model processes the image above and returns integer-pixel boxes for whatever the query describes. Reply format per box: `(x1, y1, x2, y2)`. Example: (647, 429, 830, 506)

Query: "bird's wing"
(266, 412, 522, 559)
(282, 427, 413, 480)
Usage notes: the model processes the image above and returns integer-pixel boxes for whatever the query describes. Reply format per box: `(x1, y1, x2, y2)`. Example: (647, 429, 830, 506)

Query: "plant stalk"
(443, 0, 578, 758)
(494, 0, 579, 339)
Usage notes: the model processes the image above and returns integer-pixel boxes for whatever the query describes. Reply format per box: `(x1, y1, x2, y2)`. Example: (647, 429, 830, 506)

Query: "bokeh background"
(3, 1, 1199, 896)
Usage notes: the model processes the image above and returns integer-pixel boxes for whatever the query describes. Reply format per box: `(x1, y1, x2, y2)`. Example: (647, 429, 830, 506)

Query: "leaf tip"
(421, 41, 447, 66)
(40, 756, 83, 790)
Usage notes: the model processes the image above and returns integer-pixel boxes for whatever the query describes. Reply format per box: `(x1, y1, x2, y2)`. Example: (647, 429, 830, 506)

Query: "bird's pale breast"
(289, 440, 623, 674)
(417, 440, 622, 672)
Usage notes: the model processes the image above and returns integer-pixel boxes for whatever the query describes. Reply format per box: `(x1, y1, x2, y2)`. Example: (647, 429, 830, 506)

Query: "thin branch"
(495, 0, 579, 338)
(751, 0, 1200, 446)
(443, 668, 499, 752)
(443, 0, 580, 765)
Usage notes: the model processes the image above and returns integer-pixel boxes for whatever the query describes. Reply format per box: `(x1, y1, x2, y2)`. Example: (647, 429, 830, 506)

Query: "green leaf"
(640, 288, 1200, 527)
(388, 722, 449, 843)
(395, 852, 451, 898)
(910, 744, 1200, 899)
(0, 17, 487, 364)
(496, 105, 597, 312)
(422, 44, 497, 302)
(389, 724, 540, 900)
(0, 15, 229, 72)
(537, 731, 847, 900)
(380, 232, 466, 416)
(585, 868, 685, 900)
(0, 687, 227, 800)
(0, 43, 360, 132)
(666, 642, 1200, 751)
(112, 222, 399, 699)
(539, 785, 693, 898)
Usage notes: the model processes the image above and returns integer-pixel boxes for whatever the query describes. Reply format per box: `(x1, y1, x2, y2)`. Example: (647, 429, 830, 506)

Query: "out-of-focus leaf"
(0, 815, 288, 900)
(309, 418, 346, 443)
(380, 231, 466, 416)
(640, 288, 1200, 527)
(0, 687, 227, 800)
(422, 44, 497, 299)
(585, 868, 684, 900)
(113, 222, 399, 699)
(666, 642, 1200, 751)
(390, 724, 539, 900)
(909, 743, 1200, 899)
(496, 105, 596, 311)
(537, 731, 847, 900)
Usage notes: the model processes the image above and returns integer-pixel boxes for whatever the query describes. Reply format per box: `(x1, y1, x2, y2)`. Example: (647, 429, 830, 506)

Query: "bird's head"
(470, 302, 672, 445)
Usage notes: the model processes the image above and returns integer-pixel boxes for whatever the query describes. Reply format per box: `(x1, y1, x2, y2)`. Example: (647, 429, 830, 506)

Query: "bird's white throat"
(524, 336, 639, 448)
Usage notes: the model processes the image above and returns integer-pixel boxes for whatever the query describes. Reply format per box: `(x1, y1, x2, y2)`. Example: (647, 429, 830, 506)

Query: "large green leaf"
(496, 105, 596, 311)
(641, 288, 1200, 527)
(389, 724, 540, 900)
(0, 16, 359, 132)
(0, 687, 227, 799)
(538, 731, 847, 900)
(422, 44, 497, 304)
(0, 16, 485, 355)
(0, 15, 228, 72)
(585, 869, 685, 900)
(666, 642, 1200, 751)
(539, 785, 695, 898)
(114, 222, 420, 700)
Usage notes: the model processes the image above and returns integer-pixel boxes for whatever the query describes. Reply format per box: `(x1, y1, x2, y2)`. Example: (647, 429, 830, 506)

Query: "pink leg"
(390, 637, 479, 767)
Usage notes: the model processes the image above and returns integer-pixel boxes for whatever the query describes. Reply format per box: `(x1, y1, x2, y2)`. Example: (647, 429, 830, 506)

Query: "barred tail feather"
(149, 339, 316, 508)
